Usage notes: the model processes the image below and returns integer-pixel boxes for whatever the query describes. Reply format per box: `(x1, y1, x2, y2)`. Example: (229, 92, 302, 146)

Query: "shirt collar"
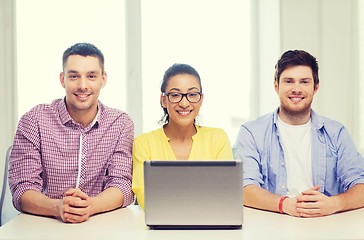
(58, 97, 102, 128)
(90, 104, 101, 128)
(192, 125, 200, 140)
(310, 109, 324, 130)
(59, 98, 73, 125)
(160, 124, 200, 141)
(273, 107, 324, 130)
(273, 107, 279, 126)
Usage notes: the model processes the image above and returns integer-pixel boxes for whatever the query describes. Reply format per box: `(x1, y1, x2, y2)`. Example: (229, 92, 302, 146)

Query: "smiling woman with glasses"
(131, 63, 234, 210)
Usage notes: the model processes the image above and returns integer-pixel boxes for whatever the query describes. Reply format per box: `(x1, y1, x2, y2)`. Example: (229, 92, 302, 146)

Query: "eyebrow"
(282, 77, 312, 81)
(67, 70, 99, 74)
(168, 87, 200, 92)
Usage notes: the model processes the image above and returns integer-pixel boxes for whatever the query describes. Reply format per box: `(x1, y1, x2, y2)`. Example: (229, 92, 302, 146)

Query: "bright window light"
(141, 0, 251, 143)
(16, 0, 126, 120)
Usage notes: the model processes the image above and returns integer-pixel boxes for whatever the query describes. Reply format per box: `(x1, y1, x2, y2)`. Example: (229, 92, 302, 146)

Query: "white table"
(0, 205, 363, 240)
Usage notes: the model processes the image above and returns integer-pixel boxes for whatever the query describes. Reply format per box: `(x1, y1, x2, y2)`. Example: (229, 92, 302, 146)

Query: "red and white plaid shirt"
(9, 98, 134, 211)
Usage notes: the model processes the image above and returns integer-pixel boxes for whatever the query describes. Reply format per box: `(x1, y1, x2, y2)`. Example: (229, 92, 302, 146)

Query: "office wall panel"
(280, 0, 360, 147)
(0, 0, 17, 190)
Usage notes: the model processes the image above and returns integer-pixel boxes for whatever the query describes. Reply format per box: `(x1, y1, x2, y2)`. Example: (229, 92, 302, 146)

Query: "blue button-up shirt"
(233, 108, 364, 196)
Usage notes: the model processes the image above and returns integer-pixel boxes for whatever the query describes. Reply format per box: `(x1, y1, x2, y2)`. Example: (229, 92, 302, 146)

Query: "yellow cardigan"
(132, 125, 234, 209)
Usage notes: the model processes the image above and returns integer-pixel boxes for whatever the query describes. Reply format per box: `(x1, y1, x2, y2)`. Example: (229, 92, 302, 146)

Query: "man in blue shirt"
(233, 50, 364, 217)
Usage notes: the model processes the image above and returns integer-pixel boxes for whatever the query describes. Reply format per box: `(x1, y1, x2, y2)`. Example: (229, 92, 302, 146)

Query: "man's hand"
(281, 196, 300, 217)
(59, 188, 95, 223)
(20, 188, 124, 223)
(296, 186, 338, 217)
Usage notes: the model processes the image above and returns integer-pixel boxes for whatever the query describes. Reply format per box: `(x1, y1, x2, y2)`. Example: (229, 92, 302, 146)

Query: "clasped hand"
(59, 188, 94, 223)
(283, 186, 339, 218)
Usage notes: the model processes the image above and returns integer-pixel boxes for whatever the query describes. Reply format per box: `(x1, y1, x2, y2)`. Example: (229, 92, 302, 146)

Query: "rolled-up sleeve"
(9, 113, 44, 212)
(233, 125, 264, 188)
(336, 126, 364, 191)
(104, 115, 135, 207)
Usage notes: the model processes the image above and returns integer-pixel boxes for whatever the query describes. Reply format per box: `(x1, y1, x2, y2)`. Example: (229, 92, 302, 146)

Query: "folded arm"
(105, 115, 135, 207)
(20, 187, 124, 223)
(297, 184, 364, 217)
(244, 184, 300, 217)
(20, 190, 61, 218)
(62, 187, 124, 223)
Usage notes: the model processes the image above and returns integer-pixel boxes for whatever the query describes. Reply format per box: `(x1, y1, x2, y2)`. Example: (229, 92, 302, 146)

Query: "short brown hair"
(62, 43, 105, 73)
(275, 50, 319, 87)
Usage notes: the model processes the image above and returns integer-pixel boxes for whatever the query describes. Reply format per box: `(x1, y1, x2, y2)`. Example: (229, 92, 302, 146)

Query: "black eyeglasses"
(163, 92, 202, 103)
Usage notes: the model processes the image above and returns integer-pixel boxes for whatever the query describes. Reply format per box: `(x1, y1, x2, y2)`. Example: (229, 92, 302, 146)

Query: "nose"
(178, 95, 190, 108)
(291, 82, 302, 94)
(78, 76, 88, 92)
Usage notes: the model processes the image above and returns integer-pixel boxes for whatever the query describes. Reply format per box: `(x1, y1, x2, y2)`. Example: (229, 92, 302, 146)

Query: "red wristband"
(279, 196, 289, 214)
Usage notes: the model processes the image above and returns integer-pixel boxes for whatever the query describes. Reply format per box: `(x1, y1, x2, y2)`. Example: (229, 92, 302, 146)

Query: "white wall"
(252, 0, 362, 155)
(360, 0, 364, 153)
(250, 0, 281, 118)
(125, 0, 143, 137)
(0, 0, 363, 190)
(0, 0, 17, 192)
(280, 0, 360, 149)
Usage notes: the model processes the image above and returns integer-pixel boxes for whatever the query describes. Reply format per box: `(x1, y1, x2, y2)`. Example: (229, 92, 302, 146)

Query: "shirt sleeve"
(131, 135, 150, 210)
(8, 113, 44, 212)
(104, 115, 135, 207)
(336, 126, 364, 191)
(233, 125, 264, 188)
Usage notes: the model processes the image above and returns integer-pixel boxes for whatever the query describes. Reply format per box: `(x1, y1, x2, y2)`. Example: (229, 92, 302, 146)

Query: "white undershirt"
(277, 116, 313, 197)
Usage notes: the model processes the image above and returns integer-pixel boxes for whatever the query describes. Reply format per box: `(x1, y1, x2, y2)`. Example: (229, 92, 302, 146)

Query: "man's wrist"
(88, 196, 97, 216)
(330, 195, 343, 213)
(279, 196, 289, 214)
(53, 198, 63, 219)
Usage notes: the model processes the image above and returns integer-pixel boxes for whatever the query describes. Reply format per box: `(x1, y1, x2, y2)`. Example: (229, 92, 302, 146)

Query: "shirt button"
(281, 162, 285, 166)
(282, 186, 285, 189)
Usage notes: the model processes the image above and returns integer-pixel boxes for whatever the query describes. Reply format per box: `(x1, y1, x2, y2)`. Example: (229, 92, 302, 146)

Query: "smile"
(289, 96, 304, 103)
(177, 110, 192, 116)
(75, 93, 91, 100)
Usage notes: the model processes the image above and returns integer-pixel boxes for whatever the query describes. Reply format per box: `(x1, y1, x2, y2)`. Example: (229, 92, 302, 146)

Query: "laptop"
(144, 160, 243, 229)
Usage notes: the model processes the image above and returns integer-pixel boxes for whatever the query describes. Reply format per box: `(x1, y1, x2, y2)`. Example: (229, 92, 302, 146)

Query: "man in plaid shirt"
(9, 43, 134, 223)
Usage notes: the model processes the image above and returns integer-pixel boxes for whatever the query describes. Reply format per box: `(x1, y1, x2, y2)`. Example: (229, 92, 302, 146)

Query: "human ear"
(101, 72, 107, 88)
(313, 83, 319, 94)
(274, 80, 279, 93)
(60, 72, 66, 88)
(199, 93, 204, 104)
(161, 94, 167, 108)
